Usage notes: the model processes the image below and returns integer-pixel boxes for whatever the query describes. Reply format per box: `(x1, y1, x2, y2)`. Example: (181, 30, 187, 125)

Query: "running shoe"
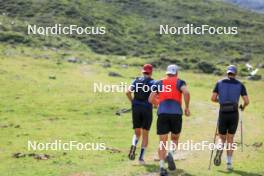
(214, 149, 223, 166)
(160, 168, 168, 176)
(138, 159, 145, 165)
(166, 152, 176, 171)
(128, 145, 136, 160)
(226, 163, 233, 171)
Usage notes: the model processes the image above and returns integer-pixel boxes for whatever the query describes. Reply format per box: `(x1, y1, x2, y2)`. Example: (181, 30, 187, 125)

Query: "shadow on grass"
(143, 164, 194, 176)
(218, 169, 262, 176)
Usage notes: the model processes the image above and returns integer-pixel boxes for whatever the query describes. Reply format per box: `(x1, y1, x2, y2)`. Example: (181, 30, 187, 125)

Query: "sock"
(132, 134, 138, 146)
(169, 150, 175, 156)
(169, 141, 176, 156)
(160, 160, 165, 168)
(226, 155, 232, 164)
(139, 147, 145, 160)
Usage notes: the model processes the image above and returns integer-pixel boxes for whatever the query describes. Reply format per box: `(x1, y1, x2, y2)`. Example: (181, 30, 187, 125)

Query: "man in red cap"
(126, 64, 155, 164)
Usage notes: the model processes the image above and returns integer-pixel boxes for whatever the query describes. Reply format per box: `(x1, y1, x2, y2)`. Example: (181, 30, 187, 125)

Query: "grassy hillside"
(0, 47, 263, 176)
(0, 1, 263, 175)
(0, 0, 264, 68)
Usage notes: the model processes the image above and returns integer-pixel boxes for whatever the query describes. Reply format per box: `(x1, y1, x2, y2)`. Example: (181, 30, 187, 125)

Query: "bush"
(0, 32, 30, 44)
(197, 61, 217, 74)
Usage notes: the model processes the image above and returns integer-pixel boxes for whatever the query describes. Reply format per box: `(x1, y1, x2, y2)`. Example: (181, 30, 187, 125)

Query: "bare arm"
(148, 91, 157, 104)
(241, 95, 249, 111)
(211, 92, 218, 103)
(181, 86, 190, 116)
(126, 88, 133, 103)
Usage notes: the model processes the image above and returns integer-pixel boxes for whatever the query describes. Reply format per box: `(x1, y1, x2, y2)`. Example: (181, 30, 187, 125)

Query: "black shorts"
(157, 114, 182, 135)
(132, 105, 153, 131)
(218, 111, 239, 135)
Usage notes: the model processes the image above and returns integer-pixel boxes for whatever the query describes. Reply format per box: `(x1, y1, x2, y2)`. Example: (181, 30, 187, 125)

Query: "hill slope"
(0, 0, 264, 67)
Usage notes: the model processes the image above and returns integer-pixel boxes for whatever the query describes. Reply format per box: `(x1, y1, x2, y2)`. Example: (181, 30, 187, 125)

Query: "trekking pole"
(208, 117, 219, 170)
(239, 105, 243, 152)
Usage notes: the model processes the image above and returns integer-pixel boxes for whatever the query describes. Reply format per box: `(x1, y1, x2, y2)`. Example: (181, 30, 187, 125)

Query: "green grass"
(0, 0, 264, 66)
(0, 47, 263, 176)
(0, 1, 263, 175)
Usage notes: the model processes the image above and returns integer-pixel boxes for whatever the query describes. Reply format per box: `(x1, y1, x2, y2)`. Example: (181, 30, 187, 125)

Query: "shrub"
(197, 61, 217, 74)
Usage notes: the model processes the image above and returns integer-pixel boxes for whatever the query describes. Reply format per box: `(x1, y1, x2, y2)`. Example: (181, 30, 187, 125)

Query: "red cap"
(142, 64, 153, 74)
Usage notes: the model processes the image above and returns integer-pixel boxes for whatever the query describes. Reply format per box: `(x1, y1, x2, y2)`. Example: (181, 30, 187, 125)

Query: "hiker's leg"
(132, 105, 143, 146)
(226, 133, 234, 163)
(139, 129, 149, 161)
(226, 111, 239, 166)
(170, 133, 180, 154)
(159, 134, 168, 168)
(170, 115, 182, 154)
(218, 113, 227, 148)
(171, 133, 180, 145)
(141, 108, 152, 148)
(214, 133, 226, 166)
(128, 128, 141, 160)
(165, 115, 182, 171)
(129, 106, 141, 160)
(157, 114, 170, 172)
(142, 129, 149, 147)
(218, 134, 226, 144)
(132, 128, 141, 146)
(219, 134, 226, 156)
(139, 107, 152, 162)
